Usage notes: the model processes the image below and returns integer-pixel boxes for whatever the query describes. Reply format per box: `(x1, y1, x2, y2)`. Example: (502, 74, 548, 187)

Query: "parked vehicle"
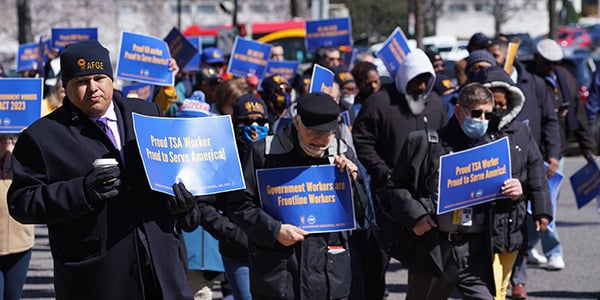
(557, 27, 592, 50)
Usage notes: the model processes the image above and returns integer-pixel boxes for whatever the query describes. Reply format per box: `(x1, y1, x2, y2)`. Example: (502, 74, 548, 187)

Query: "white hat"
(536, 39, 564, 62)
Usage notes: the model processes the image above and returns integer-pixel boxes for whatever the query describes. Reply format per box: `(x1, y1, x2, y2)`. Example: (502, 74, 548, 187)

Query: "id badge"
(461, 207, 473, 226)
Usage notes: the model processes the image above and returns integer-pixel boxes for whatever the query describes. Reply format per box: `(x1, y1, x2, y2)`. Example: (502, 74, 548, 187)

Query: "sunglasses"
(238, 118, 269, 126)
(274, 84, 292, 94)
(468, 109, 495, 120)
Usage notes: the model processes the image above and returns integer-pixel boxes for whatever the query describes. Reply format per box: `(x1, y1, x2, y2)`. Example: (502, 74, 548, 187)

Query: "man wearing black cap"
(226, 92, 362, 299)
(7, 40, 195, 299)
(455, 32, 492, 85)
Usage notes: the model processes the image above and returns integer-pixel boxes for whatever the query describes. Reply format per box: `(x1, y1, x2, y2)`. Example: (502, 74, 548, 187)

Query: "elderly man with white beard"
(351, 48, 448, 299)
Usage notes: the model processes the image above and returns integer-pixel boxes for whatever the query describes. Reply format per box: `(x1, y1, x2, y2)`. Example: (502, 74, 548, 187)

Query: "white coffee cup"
(93, 158, 119, 169)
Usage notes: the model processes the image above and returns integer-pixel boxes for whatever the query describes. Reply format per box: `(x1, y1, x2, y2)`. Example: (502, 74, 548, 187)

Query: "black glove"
(170, 182, 198, 215)
(84, 165, 121, 205)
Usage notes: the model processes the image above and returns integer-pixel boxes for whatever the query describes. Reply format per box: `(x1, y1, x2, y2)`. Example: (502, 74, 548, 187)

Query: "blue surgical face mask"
(461, 117, 489, 139)
(240, 125, 269, 144)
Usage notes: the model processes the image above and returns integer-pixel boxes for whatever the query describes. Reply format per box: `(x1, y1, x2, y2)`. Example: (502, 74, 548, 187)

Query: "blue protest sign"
(305, 17, 352, 52)
(164, 27, 198, 72)
(343, 48, 359, 71)
(0, 78, 43, 133)
(121, 82, 155, 102)
(182, 37, 202, 72)
(116, 31, 174, 86)
(51, 28, 98, 52)
(256, 165, 355, 233)
(132, 113, 245, 196)
(264, 60, 299, 82)
(17, 43, 41, 72)
(569, 161, 600, 209)
(377, 27, 411, 78)
(227, 37, 271, 78)
(438, 137, 512, 214)
(309, 64, 335, 93)
(546, 165, 563, 230)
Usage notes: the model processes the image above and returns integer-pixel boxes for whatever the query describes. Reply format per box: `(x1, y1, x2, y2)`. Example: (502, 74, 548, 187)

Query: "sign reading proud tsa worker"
(438, 137, 511, 214)
(132, 113, 244, 196)
(256, 165, 355, 233)
(51, 28, 97, 52)
(0, 78, 43, 133)
(227, 37, 271, 78)
(309, 64, 335, 94)
(377, 27, 412, 77)
(264, 60, 299, 82)
(305, 17, 352, 52)
(569, 161, 600, 209)
(116, 31, 174, 86)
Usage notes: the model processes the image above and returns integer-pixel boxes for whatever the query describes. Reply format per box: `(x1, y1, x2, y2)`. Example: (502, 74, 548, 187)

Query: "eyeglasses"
(327, 57, 342, 62)
(238, 118, 269, 126)
(467, 109, 495, 120)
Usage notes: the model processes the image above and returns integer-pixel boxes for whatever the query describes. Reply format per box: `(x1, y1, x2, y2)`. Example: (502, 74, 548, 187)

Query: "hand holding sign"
(277, 224, 308, 246)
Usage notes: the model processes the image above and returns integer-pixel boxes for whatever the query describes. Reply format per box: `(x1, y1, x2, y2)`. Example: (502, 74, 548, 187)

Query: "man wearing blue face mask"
(233, 94, 270, 147)
(380, 82, 551, 299)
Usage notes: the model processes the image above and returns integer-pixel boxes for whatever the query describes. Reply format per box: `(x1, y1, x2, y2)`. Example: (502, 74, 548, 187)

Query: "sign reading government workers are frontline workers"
(226, 37, 272, 79)
(0, 78, 43, 134)
(438, 137, 512, 214)
(132, 113, 245, 196)
(256, 165, 356, 233)
(116, 31, 174, 86)
(305, 17, 352, 52)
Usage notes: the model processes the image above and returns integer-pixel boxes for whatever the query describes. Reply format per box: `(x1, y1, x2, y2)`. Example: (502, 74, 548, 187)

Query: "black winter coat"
(8, 94, 193, 300)
(226, 124, 355, 300)
(352, 83, 448, 191)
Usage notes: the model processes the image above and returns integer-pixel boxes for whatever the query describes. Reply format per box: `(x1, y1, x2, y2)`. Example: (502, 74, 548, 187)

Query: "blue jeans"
(528, 157, 564, 258)
(222, 256, 251, 300)
(0, 249, 32, 300)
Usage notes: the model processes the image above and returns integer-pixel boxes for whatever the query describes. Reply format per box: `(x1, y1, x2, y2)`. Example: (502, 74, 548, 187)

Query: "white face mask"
(297, 131, 329, 158)
(340, 95, 355, 109)
(405, 93, 426, 115)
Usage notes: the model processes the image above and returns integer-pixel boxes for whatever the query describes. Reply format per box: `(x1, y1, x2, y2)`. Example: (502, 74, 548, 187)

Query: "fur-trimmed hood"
(469, 66, 525, 130)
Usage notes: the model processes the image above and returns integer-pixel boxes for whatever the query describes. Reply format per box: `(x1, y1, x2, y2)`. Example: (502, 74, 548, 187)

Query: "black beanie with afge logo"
(60, 40, 113, 87)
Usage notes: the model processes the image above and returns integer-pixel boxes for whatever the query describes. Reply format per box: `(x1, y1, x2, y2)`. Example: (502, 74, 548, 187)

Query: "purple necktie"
(97, 117, 118, 148)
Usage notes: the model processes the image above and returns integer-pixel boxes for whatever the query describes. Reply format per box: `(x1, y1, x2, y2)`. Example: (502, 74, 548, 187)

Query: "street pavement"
(21, 156, 600, 300)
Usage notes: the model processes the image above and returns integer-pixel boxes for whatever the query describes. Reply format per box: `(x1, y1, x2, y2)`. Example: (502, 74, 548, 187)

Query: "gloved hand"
(170, 182, 198, 215)
(84, 165, 121, 204)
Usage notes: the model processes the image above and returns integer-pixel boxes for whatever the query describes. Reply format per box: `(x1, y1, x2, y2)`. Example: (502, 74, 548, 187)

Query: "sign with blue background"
(51, 28, 97, 52)
(438, 137, 512, 214)
(309, 64, 334, 93)
(305, 17, 352, 52)
(227, 37, 271, 78)
(264, 60, 299, 82)
(164, 27, 198, 72)
(17, 43, 42, 72)
(122, 82, 154, 102)
(132, 113, 245, 196)
(182, 37, 202, 72)
(256, 165, 355, 233)
(0, 78, 42, 133)
(570, 161, 600, 209)
(116, 31, 174, 86)
(377, 27, 411, 78)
